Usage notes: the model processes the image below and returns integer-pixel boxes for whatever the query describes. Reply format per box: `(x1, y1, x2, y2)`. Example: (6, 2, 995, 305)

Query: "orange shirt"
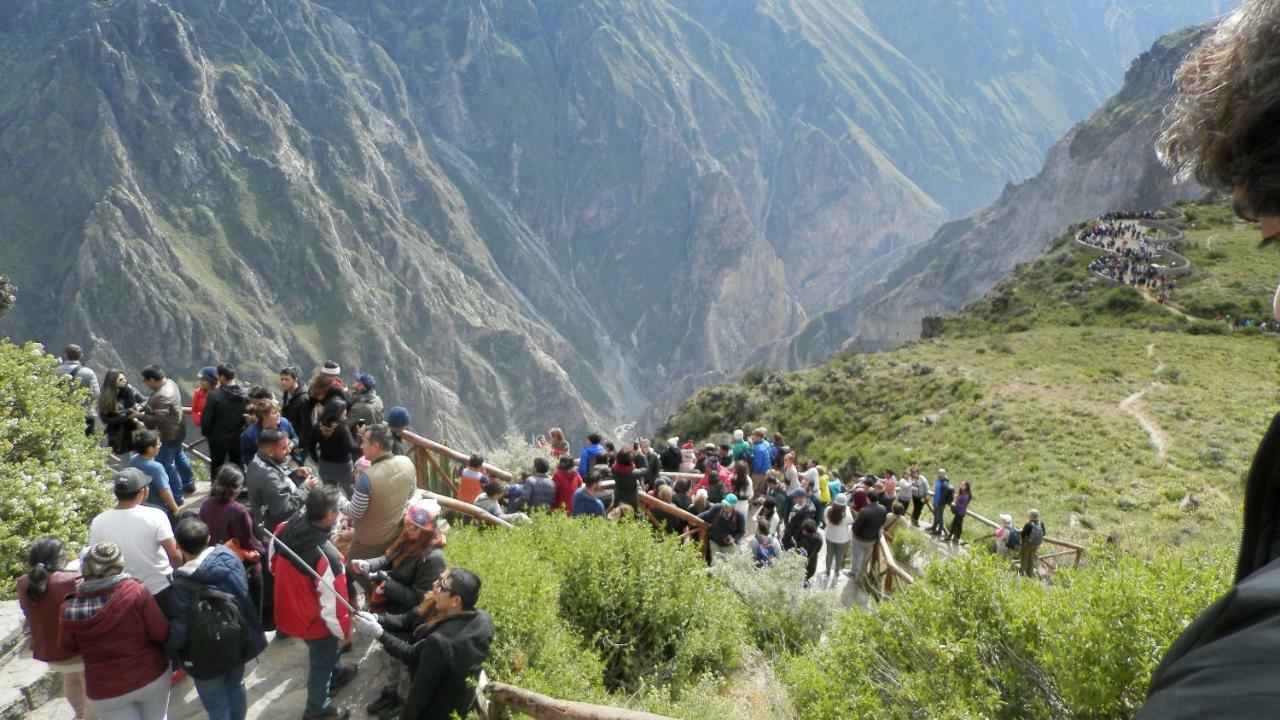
(458, 468, 487, 503)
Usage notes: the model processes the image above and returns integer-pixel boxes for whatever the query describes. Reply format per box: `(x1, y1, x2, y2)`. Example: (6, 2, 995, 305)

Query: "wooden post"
(483, 682, 676, 719)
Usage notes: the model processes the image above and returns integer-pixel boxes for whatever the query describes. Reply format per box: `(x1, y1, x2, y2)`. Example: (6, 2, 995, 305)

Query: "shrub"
(711, 551, 839, 657)
(781, 547, 1231, 719)
(480, 432, 550, 478)
(0, 341, 112, 597)
(444, 514, 746, 702)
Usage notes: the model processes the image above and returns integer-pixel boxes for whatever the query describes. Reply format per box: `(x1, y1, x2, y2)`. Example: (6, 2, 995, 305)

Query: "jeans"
(930, 504, 946, 534)
(87, 670, 169, 720)
(193, 664, 247, 720)
(849, 537, 876, 579)
(157, 435, 195, 502)
(318, 460, 354, 498)
(305, 635, 340, 713)
(824, 540, 849, 584)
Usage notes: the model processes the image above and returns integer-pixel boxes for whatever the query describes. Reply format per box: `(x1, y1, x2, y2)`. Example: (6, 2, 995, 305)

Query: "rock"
(923, 413, 942, 426)
(1178, 493, 1200, 511)
(1068, 512, 1081, 529)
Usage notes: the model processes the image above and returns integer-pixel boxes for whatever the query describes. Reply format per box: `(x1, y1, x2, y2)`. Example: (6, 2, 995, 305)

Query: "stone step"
(0, 602, 24, 660)
(0, 648, 61, 720)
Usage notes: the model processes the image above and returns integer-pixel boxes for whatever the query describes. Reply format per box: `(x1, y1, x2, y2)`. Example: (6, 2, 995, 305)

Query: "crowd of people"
(1078, 215, 1180, 302)
(32, 347, 1053, 720)
(30, 350, 494, 720)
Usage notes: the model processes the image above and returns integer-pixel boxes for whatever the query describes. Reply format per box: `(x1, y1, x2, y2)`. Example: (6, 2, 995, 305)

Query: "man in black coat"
(353, 567, 494, 720)
(201, 364, 249, 480)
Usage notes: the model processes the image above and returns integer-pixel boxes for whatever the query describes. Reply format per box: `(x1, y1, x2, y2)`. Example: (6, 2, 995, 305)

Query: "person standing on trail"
(909, 467, 928, 526)
(578, 432, 605, 480)
(346, 373, 384, 431)
(929, 468, 953, 536)
(749, 429, 773, 498)
(849, 498, 888, 581)
(89, 469, 182, 603)
(57, 343, 100, 437)
(202, 364, 249, 481)
(1019, 509, 1045, 577)
(192, 366, 217, 428)
(731, 429, 751, 465)
(946, 481, 972, 544)
(280, 366, 312, 461)
(782, 488, 816, 550)
(139, 365, 195, 503)
(346, 424, 417, 561)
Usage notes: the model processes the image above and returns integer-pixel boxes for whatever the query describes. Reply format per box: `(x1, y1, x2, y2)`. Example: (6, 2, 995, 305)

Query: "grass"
(1174, 203, 1279, 321)
(663, 201, 1278, 555)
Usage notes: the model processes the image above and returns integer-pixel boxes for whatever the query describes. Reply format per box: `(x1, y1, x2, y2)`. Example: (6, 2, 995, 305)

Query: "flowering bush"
(0, 341, 112, 597)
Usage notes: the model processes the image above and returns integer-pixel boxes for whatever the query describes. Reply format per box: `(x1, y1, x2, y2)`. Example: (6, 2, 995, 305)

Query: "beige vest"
(352, 454, 416, 551)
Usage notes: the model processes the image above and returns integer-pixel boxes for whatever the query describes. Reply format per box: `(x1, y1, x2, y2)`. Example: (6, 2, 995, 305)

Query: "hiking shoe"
(376, 703, 403, 720)
(302, 706, 350, 720)
(170, 668, 187, 685)
(329, 665, 358, 696)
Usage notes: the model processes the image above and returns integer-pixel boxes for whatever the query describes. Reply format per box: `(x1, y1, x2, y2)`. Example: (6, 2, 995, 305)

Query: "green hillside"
(661, 199, 1279, 554)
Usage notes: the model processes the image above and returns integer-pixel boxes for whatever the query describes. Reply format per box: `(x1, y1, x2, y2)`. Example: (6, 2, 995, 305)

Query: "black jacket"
(699, 507, 745, 547)
(660, 447, 681, 473)
(368, 548, 446, 617)
(281, 388, 312, 456)
(852, 503, 888, 542)
(378, 610, 494, 720)
(1141, 412, 1280, 718)
(610, 466, 646, 510)
(201, 384, 248, 443)
(782, 501, 816, 549)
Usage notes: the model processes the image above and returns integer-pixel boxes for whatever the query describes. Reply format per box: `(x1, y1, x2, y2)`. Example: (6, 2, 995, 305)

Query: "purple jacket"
(953, 490, 971, 517)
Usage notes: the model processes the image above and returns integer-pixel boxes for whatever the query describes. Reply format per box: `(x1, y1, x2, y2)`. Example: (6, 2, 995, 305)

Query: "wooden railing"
(482, 681, 674, 719)
(925, 492, 1085, 571)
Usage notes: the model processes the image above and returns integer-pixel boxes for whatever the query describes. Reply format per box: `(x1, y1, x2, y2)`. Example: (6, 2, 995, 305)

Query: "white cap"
(667, 437, 679, 447)
(999, 513, 1013, 524)
(733, 429, 744, 440)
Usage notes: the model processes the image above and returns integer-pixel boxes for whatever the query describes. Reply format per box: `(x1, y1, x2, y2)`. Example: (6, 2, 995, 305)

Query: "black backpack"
(941, 482, 955, 506)
(172, 577, 252, 678)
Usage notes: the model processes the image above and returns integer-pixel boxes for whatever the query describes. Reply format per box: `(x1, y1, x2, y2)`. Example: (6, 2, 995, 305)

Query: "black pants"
(259, 561, 276, 631)
(949, 513, 965, 540)
(207, 438, 243, 483)
(911, 496, 924, 524)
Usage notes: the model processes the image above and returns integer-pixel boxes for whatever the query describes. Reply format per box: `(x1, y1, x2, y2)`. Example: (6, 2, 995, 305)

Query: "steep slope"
(771, 27, 1210, 367)
(0, 1, 1230, 444)
(660, 199, 1278, 552)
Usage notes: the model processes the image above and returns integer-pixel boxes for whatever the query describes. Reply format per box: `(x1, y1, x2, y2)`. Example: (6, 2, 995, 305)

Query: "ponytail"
(25, 537, 64, 601)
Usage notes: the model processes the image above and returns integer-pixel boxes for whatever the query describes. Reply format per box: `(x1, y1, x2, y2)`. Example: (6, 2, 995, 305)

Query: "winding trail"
(1077, 206, 1195, 319)
(1119, 345, 1171, 458)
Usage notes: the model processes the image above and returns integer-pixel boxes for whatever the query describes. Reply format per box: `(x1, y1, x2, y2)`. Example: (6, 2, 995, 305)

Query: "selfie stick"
(258, 523, 358, 614)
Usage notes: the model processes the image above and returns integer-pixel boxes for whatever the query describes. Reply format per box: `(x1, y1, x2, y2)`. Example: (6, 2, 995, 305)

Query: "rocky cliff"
(759, 26, 1211, 372)
(0, 1, 1226, 444)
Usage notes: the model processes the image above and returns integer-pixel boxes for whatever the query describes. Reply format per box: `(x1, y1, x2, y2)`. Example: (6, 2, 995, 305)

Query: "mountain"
(0, 1, 1228, 445)
(760, 26, 1211, 371)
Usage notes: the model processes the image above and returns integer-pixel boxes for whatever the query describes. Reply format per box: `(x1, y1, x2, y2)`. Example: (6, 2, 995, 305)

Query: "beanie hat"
(199, 366, 217, 383)
(405, 499, 441, 531)
(320, 360, 341, 376)
(667, 437, 679, 448)
(355, 373, 375, 391)
(387, 406, 411, 429)
(82, 542, 125, 579)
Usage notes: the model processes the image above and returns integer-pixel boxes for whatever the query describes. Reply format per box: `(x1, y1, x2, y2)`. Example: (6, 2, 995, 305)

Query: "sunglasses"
(433, 576, 453, 594)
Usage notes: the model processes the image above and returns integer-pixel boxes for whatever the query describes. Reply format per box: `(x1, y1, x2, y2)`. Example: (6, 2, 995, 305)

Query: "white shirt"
(89, 505, 174, 594)
(824, 510, 855, 544)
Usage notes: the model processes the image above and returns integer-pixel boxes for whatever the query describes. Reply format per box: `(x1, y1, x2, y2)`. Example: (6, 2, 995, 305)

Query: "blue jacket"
(578, 443, 604, 479)
(165, 545, 267, 676)
(240, 418, 298, 468)
(933, 478, 952, 508)
(750, 440, 773, 474)
(572, 487, 605, 518)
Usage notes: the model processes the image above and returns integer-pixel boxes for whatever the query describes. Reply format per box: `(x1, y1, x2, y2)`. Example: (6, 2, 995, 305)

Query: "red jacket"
(18, 570, 80, 663)
(58, 577, 168, 700)
(192, 387, 208, 427)
(551, 469, 582, 513)
(270, 518, 351, 641)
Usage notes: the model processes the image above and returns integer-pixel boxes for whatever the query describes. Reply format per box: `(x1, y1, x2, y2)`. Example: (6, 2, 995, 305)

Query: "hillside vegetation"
(662, 200, 1278, 553)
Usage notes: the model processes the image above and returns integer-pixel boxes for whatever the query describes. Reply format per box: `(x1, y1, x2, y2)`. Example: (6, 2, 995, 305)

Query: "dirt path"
(1119, 347, 1171, 458)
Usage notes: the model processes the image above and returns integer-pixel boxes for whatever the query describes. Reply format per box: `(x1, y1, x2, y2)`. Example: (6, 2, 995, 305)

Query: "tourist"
(97, 369, 143, 455)
(246, 428, 317, 531)
(850, 497, 888, 581)
(382, 406, 411, 457)
(239, 399, 299, 469)
(270, 487, 357, 720)
(279, 366, 311, 459)
(347, 424, 417, 561)
(910, 467, 928, 526)
(59, 542, 171, 720)
(578, 432, 605, 479)
(748, 517, 781, 566)
(88, 469, 181, 603)
(352, 567, 494, 719)
(312, 404, 360, 498)
(679, 440, 697, 473)
(792, 519, 823, 582)
(200, 364, 249, 480)
(547, 427, 570, 458)
(947, 480, 972, 544)
(782, 488, 816, 550)
(476, 481, 531, 524)
(1019, 509, 1045, 578)
(521, 456, 556, 511)
(550, 456, 581, 514)
(351, 499, 446, 616)
(192, 366, 216, 429)
(748, 429, 773, 498)
(995, 514, 1018, 560)
(610, 449, 646, 512)
(139, 365, 194, 503)
(637, 438, 661, 487)
(823, 494, 854, 588)
(698, 493, 745, 564)
(57, 343, 100, 437)
(929, 468, 953, 536)
(572, 472, 606, 518)
(660, 437, 682, 472)
(126, 430, 181, 522)
(648, 485, 686, 535)
(167, 516, 267, 720)
(895, 470, 913, 513)
(346, 373, 384, 430)
(18, 537, 89, 720)
(200, 467, 266, 619)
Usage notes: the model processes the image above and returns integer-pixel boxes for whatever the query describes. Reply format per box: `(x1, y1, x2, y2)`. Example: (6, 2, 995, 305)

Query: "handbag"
(224, 537, 260, 564)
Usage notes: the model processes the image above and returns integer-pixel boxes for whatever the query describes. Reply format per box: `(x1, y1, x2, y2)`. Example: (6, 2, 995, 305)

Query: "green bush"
(711, 551, 839, 657)
(780, 547, 1232, 719)
(444, 514, 747, 704)
(0, 341, 112, 597)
